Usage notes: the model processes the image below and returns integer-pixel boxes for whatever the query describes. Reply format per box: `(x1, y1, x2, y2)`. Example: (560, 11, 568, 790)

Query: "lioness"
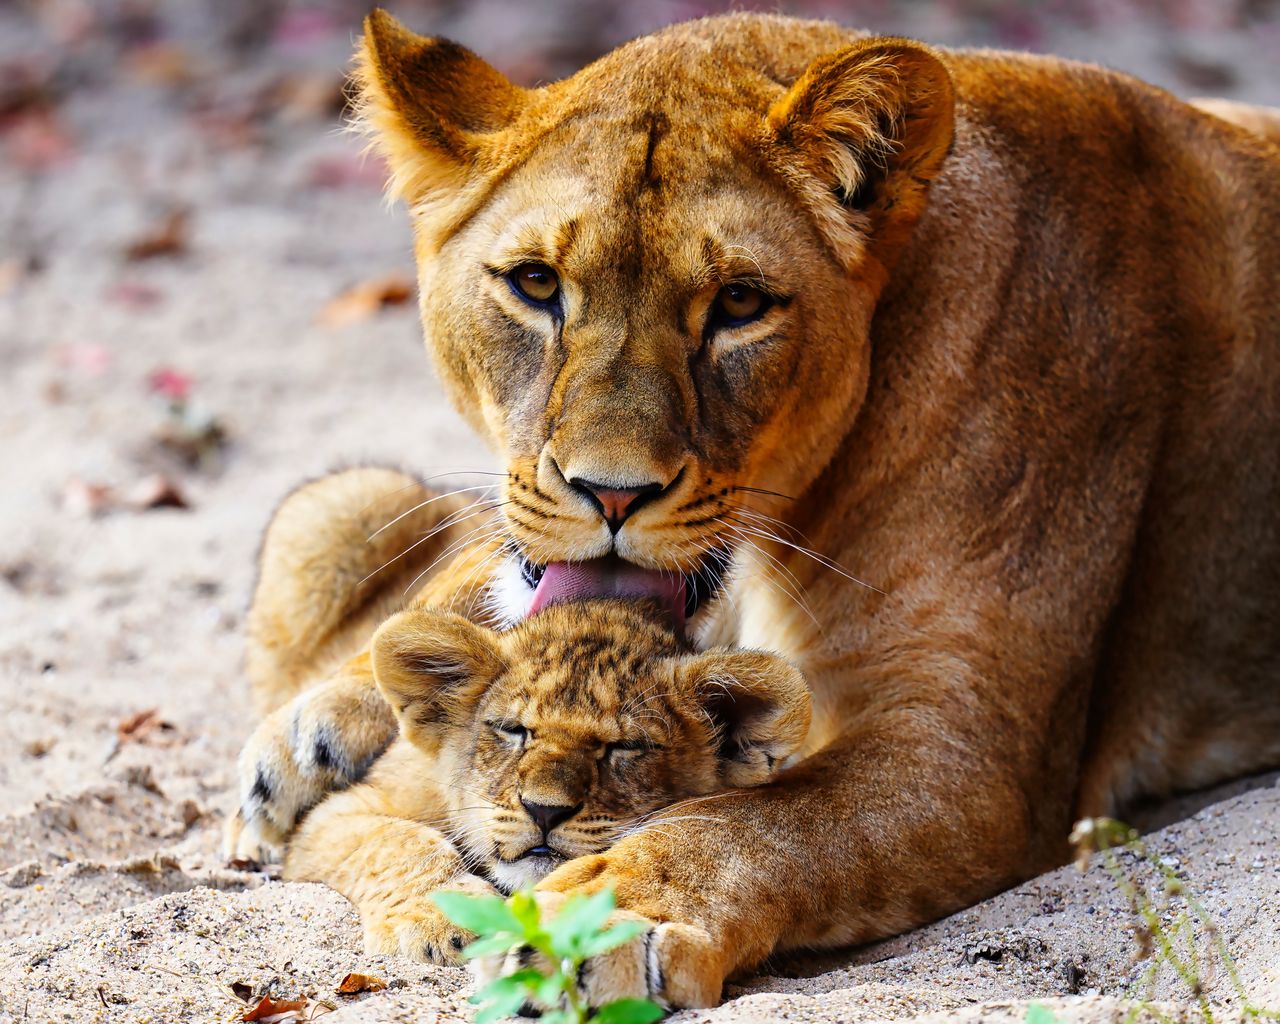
(228, 11, 1280, 1009)
(284, 598, 808, 964)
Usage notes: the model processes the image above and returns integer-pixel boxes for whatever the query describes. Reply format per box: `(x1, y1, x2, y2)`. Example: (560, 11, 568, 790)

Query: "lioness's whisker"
(400, 516, 511, 597)
(723, 516, 884, 595)
(727, 485, 795, 502)
(357, 495, 501, 586)
(723, 501, 808, 544)
(366, 484, 498, 541)
(458, 537, 517, 621)
(632, 790, 742, 823)
(719, 528, 820, 630)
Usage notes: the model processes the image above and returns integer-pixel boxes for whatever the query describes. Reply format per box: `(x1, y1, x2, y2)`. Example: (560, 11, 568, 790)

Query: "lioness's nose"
(520, 799, 582, 836)
(567, 477, 666, 534)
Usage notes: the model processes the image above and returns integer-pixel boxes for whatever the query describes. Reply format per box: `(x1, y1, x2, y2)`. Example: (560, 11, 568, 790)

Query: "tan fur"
(230, 11, 1280, 1009)
(1191, 97, 1280, 146)
(283, 600, 807, 963)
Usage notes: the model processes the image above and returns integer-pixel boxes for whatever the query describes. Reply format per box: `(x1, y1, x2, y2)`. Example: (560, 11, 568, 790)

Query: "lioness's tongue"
(529, 559, 686, 633)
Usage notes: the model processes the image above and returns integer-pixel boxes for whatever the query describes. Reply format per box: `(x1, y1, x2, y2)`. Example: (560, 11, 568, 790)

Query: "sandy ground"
(2, 2, 1278, 1022)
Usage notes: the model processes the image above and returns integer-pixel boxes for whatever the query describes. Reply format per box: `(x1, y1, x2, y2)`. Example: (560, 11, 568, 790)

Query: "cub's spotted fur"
(283, 599, 809, 963)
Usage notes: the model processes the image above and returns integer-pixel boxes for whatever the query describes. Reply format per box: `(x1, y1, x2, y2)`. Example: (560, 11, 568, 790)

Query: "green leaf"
(461, 933, 524, 960)
(539, 1011, 576, 1024)
(509, 890, 542, 934)
(546, 889, 617, 956)
(475, 968, 543, 999)
(1025, 1004, 1060, 1024)
(431, 891, 520, 935)
(534, 971, 566, 1009)
(591, 998, 667, 1024)
(476, 999, 523, 1024)
(578, 920, 648, 958)
(472, 969, 543, 1023)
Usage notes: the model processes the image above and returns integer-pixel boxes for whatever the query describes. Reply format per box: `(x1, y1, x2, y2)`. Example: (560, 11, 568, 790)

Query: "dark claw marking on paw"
(249, 770, 273, 805)
(312, 733, 338, 772)
(517, 1001, 543, 1018)
(423, 942, 435, 961)
(309, 724, 351, 779)
(644, 929, 664, 999)
(449, 934, 465, 951)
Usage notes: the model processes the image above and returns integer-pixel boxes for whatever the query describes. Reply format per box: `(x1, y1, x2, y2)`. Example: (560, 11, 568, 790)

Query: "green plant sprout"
(1070, 817, 1280, 1024)
(432, 886, 666, 1024)
(1025, 1003, 1062, 1024)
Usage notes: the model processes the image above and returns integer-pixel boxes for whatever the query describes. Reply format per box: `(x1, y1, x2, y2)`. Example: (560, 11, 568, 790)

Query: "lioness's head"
(355, 12, 954, 616)
(371, 599, 810, 891)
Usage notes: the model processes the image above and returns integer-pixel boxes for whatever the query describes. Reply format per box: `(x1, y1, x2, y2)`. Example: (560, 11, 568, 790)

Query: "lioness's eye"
(710, 283, 770, 329)
(507, 263, 560, 306)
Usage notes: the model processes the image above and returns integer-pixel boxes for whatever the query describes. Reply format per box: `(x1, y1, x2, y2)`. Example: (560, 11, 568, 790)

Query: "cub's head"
(370, 599, 810, 891)
(353, 12, 955, 614)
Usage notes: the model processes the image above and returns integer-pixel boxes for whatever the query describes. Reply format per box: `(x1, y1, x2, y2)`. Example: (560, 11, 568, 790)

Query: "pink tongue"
(529, 559, 686, 633)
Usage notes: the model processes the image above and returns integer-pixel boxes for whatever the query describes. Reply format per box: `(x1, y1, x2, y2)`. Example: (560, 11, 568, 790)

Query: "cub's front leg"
(284, 744, 499, 964)
(227, 463, 506, 865)
(226, 653, 396, 864)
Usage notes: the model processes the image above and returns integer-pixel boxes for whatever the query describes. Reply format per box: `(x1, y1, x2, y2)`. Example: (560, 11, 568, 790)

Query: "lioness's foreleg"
(227, 467, 505, 862)
(285, 746, 498, 964)
(520, 701, 1045, 1009)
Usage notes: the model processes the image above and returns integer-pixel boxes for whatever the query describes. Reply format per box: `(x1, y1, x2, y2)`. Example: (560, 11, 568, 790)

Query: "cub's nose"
(567, 477, 665, 534)
(520, 799, 582, 836)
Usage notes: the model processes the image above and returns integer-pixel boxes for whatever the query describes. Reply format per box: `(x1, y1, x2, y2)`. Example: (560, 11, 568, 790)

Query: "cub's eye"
(709, 283, 770, 331)
(488, 721, 528, 748)
(507, 263, 560, 306)
(605, 738, 655, 763)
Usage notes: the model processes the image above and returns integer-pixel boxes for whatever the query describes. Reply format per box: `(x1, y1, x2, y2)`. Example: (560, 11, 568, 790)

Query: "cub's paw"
(469, 892, 723, 1010)
(366, 875, 499, 966)
(224, 679, 396, 863)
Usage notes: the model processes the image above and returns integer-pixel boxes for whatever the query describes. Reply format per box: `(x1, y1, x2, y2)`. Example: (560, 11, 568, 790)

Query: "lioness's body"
(230, 14, 1280, 1009)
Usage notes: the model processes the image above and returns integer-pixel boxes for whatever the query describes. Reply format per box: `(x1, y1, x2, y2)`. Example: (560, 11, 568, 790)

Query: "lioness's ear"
(763, 38, 954, 269)
(371, 609, 503, 737)
(677, 651, 812, 788)
(353, 9, 524, 203)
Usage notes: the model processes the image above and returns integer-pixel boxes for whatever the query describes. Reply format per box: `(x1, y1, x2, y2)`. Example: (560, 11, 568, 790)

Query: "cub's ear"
(352, 9, 524, 204)
(762, 38, 954, 269)
(677, 651, 812, 789)
(371, 609, 503, 738)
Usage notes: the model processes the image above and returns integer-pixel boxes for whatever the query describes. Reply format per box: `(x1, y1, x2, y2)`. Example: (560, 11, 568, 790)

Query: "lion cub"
(283, 599, 810, 964)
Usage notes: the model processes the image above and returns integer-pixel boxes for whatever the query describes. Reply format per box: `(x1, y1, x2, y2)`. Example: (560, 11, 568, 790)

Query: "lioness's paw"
(469, 893, 722, 1010)
(224, 680, 395, 863)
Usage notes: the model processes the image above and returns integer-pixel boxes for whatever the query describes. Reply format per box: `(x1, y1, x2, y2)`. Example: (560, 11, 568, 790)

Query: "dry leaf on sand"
(315, 273, 413, 328)
(115, 708, 177, 747)
(124, 474, 190, 510)
(241, 994, 332, 1022)
(62, 475, 191, 515)
(335, 972, 387, 994)
(123, 209, 190, 261)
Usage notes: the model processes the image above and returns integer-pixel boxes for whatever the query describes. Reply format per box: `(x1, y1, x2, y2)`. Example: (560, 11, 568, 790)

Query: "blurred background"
(2, 0, 1279, 821)
(0, 1, 1277, 1014)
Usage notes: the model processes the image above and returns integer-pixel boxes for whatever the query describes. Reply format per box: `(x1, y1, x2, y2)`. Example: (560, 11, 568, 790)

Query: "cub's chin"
(487, 849, 565, 894)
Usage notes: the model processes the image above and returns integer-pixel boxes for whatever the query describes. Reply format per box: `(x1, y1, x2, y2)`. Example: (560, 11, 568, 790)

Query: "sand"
(2, 2, 1277, 1021)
